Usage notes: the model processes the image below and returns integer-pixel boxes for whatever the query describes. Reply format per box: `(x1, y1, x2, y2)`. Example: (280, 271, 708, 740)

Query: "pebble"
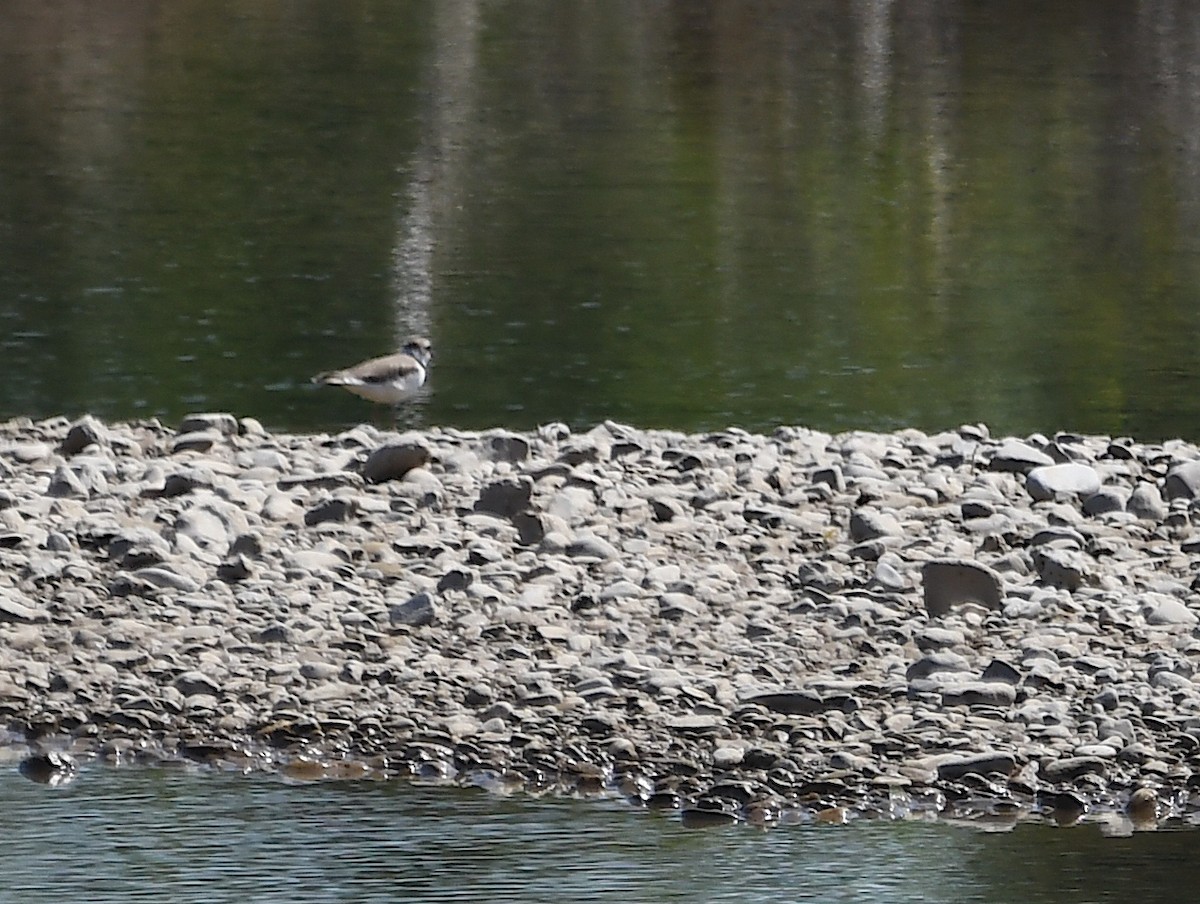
(472, 477, 533, 519)
(1041, 756, 1108, 783)
(61, 416, 107, 456)
(1, 414, 1199, 832)
(1025, 463, 1102, 502)
(989, 440, 1054, 472)
(936, 751, 1016, 780)
(390, 591, 436, 627)
(921, 559, 1003, 616)
(1127, 483, 1167, 521)
(1164, 460, 1200, 500)
(0, 590, 43, 623)
(1031, 547, 1090, 591)
(362, 440, 430, 484)
(1142, 594, 1198, 627)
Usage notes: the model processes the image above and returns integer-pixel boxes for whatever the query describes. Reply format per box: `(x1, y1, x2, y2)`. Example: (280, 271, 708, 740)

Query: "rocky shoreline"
(3, 413, 1200, 832)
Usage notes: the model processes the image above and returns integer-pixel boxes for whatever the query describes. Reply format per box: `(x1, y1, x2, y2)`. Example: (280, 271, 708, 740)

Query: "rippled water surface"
(2, 767, 1197, 904)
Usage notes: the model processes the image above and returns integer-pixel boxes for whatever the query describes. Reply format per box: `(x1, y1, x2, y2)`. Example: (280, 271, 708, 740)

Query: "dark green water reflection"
(2, 767, 1194, 904)
(2, 1, 1200, 439)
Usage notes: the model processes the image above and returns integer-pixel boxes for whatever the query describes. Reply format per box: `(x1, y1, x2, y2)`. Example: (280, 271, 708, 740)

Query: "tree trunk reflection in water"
(0, 2, 1198, 438)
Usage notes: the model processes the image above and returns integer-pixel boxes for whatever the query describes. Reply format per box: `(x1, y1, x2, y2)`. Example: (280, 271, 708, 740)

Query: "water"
(1, 766, 1194, 903)
(3, 2, 1200, 896)
(2, 1, 1200, 439)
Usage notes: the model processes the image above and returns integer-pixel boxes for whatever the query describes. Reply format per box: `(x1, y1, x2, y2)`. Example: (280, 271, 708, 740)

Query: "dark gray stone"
(61, 417, 106, 456)
(981, 659, 1022, 685)
(175, 671, 221, 697)
(19, 751, 77, 785)
(390, 591, 436, 627)
(45, 464, 87, 499)
(108, 528, 171, 569)
(1032, 546, 1089, 591)
(961, 500, 995, 519)
(1041, 756, 1108, 782)
(179, 413, 239, 436)
(0, 591, 43, 623)
(906, 651, 972, 681)
(939, 682, 1017, 707)
(922, 559, 1004, 616)
(159, 470, 208, 497)
(1082, 486, 1128, 516)
(512, 511, 546, 546)
(172, 431, 220, 454)
(216, 554, 253, 582)
(437, 568, 473, 592)
(937, 751, 1016, 780)
(229, 533, 263, 557)
(304, 497, 359, 526)
(988, 440, 1054, 473)
(474, 477, 533, 518)
(745, 691, 833, 716)
(648, 496, 685, 522)
(485, 433, 531, 463)
(259, 623, 292, 643)
(811, 465, 846, 492)
(362, 442, 430, 483)
(850, 509, 902, 542)
(1165, 460, 1200, 500)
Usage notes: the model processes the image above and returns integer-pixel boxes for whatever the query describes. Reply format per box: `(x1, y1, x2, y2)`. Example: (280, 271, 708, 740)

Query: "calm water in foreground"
(2, 766, 1196, 904)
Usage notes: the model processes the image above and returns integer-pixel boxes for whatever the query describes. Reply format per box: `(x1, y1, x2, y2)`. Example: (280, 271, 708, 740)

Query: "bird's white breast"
(340, 362, 427, 404)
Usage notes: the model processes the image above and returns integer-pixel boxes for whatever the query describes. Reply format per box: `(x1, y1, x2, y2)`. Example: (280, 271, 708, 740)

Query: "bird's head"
(403, 336, 433, 366)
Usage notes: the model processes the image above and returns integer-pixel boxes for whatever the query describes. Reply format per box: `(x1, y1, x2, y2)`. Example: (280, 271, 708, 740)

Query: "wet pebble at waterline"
(3, 414, 1200, 835)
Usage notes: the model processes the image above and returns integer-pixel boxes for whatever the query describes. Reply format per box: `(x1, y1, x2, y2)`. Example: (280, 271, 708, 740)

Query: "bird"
(311, 336, 432, 405)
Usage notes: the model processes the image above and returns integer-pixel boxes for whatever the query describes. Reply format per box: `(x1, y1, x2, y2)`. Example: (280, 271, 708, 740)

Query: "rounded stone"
(362, 442, 430, 483)
(1026, 463, 1102, 502)
(921, 559, 1003, 616)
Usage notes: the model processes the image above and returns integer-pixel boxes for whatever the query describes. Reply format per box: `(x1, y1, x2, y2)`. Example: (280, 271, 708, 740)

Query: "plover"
(312, 336, 432, 405)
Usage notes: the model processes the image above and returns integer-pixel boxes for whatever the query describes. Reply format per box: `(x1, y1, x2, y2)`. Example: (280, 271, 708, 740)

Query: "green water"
(1, 767, 1194, 903)
(2, 1, 1199, 439)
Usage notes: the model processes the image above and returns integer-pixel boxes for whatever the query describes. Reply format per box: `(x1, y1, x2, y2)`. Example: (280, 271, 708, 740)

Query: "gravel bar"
(3, 413, 1200, 833)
